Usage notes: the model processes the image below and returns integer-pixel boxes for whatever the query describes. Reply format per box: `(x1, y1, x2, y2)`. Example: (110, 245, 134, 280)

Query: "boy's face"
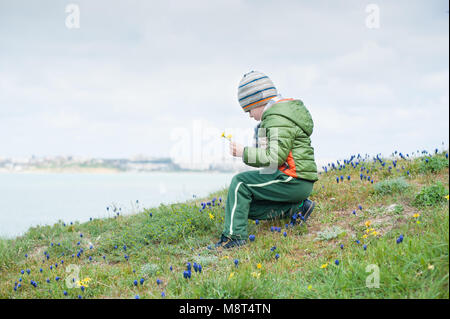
(248, 105, 265, 121)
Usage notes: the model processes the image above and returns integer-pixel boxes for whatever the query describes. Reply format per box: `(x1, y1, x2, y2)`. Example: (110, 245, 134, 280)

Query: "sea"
(0, 171, 234, 238)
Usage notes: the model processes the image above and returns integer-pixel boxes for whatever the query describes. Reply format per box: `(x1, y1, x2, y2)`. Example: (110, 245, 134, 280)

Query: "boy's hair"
(238, 71, 277, 112)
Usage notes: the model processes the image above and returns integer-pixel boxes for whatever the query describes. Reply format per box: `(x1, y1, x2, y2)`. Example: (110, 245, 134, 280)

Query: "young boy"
(215, 70, 319, 249)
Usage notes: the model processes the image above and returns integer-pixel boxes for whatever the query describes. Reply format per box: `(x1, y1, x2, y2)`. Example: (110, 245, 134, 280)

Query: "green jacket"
(242, 99, 319, 182)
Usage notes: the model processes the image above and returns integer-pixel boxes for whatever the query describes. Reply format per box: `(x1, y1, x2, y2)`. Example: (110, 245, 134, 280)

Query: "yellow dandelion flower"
(445, 194, 449, 200)
(413, 213, 420, 218)
(221, 132, 225, 138)
(228, 272, 235, 280)
(307, 285, 313, 290)
(256, 263, 262, 269)
(365, 229, 371, 234)
(365, 220, 371, 227)
(221, 255, 230, 260)
(362, 234, 368, 239)
(320, 263, 328, 269)
(209, 213, 214, 220)
(371, 231, 378, 236)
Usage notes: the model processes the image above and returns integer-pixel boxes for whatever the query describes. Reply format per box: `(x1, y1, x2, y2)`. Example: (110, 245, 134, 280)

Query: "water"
(0, 171, 234, 238)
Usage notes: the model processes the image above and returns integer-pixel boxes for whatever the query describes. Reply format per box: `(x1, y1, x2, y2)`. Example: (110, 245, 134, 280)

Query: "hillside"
(0, 149, 448, 299)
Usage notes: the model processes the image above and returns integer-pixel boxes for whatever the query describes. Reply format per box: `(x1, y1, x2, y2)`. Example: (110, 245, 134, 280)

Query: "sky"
(0, 0, 448, 167)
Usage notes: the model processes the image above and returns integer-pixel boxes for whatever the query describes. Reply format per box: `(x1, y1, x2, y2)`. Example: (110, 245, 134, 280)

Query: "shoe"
(214, 235, 247, 249)
(300, 199, 316, 222)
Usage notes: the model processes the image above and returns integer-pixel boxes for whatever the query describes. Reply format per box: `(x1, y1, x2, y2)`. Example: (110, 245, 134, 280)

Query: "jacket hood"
(262, 99, 314, 136)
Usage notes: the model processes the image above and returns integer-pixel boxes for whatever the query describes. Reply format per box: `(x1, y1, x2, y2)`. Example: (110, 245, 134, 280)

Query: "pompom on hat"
(238, 71, 278, 112)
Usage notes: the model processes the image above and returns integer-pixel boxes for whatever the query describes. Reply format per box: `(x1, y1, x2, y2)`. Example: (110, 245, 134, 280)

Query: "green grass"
(0, 151, 448, 299)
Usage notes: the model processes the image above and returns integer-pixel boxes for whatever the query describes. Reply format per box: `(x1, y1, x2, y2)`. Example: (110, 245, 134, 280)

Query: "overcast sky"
(0, 0, 448, 165)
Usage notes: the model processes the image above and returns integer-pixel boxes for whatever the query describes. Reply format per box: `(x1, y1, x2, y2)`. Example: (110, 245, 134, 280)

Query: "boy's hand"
(229, 141, 244, 158)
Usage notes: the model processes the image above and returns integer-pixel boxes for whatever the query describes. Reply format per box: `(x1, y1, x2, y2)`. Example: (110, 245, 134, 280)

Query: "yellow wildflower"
(228, 272, 235, 280)
(416, 221, 421, 224)
(362, 234, 368, 239)
(307, 285, 313, 290)
(365, 220, 371, 227)
(251, 272, 261, 279)
(209, 213, 214, 220)
(445, 194, 449, 200)
(371, 231, 378, 236)
(365, 229, 371, 234)
(256, 263, 262, 269)
(221, 132, 225, 138)
(221, 255, 230, 260)
(413, 213, 420, 218)
(320, 263, 328, 269)
(227, 134, 232, 139)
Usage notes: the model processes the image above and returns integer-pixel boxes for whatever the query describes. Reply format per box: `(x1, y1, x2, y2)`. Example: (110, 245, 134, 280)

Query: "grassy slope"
(0, 151, 448, 299)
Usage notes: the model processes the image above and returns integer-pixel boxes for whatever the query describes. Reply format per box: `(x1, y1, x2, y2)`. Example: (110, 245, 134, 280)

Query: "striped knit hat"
(238, 71, 278, 112)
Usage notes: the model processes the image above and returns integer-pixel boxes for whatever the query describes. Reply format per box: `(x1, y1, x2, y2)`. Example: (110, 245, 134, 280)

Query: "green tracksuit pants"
(222, 169, 315, 240)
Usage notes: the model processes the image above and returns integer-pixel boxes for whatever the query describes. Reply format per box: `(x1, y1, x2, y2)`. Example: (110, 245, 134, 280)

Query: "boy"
(215, 70, 318, 249)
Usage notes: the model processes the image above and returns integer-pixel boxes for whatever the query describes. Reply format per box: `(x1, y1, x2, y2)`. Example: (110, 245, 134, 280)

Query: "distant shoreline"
(0, 167, 240, 174)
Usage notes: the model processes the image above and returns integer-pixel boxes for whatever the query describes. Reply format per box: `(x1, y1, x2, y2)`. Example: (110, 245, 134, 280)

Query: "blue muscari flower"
(77, 242, 80, 246)
(26, 269, 30, 274)
(123, 245, 127, 251)
(50, 265, 53, 270)
(340, 244, 344, 249)
(352, 210, 356, 215)
(156, 279, 162, 285)
(25, 254, 28, 258)
(340, 175, 343, 181)
(124, 254, 129, 260)
(170, 266, 173, 271)
(20, 270, 24, 275)
(335, 260, 339, 265)
(255, 219, 259, 225)
(193, 262, 198, 272)
(55, 276, 60, 281)
(249, 234, 256, 241)
(78, 295, 82, 299)
(271, 246, 277, 252)
(19, 278, 22, 282)
(64, 291, 68, 296)
(57, 243, 60, 246)
(90, 217, 92, 221)
(89, 256, 92, 261)
(425, 158, 429, 163)
(277, 227, 281, 233)
(133, 280, 138, 286)
(135, 295, 140, 299)
(80, 233, 83, 238)
(55, 263, 58, 268)
(161, 292, 166, 298)
(103, 255, 106, 260)
(198, 264, 202, 273)
(40, 268, 43, 273)
(234, 259, 238, 267)
(356, 240, 361, 244)
(114, 245, 118, 249)
(90, 245, 93, 249)
(396, 234, 404, 244)
(283, 231, 287, 237)
(285, 224, 289, 229)
(51, 243, 54, 247)
(446, 153, 448, 159)
(46, 278, 50, 283)
(358, 205, 363, 210)
(270, 226, 275, 232)
(363, 244, 367, 250)
(81, 286, 85, 292)
(186, 262, 191, 271)
(133, 269, 136, 273)
(72, 254, 75, 258)
(336, 177, 339, 183)
(347, 176, 350, 181)
(140, 278, 144, 285)
(275, 253, 280, 260)
(183, 270, 190, 279)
